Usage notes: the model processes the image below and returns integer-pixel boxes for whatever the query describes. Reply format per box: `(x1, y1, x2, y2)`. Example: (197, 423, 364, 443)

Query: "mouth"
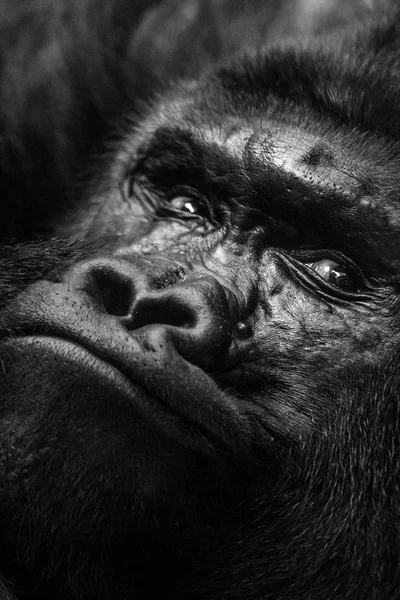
(0, 333, 254, 458)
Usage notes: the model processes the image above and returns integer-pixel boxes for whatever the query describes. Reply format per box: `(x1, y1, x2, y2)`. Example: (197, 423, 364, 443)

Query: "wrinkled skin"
(2, 3, 400, 600)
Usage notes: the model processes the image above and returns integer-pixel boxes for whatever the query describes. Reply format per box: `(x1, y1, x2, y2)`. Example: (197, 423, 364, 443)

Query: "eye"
(307, 259, 357, 291)
(168, 194, 201, 216)
(162, 187, 215, 223)
(128, 177, 217, 227)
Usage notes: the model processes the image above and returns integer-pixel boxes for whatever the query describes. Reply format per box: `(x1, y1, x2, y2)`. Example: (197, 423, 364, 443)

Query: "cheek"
(114, 221, 206, 259)
(258, 280, 384, 372)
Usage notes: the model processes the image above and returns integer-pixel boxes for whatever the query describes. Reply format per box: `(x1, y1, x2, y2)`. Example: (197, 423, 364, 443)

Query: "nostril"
(94, 270, 133, 317)
(131, 296, 196, 330)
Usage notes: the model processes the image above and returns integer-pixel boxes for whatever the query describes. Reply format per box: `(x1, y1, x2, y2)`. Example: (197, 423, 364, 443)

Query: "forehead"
(202, 124, 372, 199)
(134, 88, 400, 215)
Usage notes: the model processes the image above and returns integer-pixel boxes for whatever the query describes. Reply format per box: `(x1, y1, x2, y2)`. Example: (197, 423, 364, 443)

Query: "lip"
(2, 334, 246, 457)
(9, 334, 140, 395)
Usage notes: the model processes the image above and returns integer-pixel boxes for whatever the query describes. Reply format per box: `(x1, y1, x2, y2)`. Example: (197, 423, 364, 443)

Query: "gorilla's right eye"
(169, 195, 198, 214)
(167, 190, 207, 218)
(161, 187, 216, 224)
(129, 176, 215, 225)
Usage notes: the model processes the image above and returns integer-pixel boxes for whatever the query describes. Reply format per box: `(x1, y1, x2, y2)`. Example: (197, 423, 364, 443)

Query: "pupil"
(183, 201, 196, 214)
(170, 196, 198, 214)
(330, 268, 352, 289)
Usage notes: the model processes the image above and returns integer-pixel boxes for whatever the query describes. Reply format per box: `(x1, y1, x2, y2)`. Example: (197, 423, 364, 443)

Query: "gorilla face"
(1, 9, 400, 600)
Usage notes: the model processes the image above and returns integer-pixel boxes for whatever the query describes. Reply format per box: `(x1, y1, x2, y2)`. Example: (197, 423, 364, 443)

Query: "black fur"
(1, 2, 400, 599)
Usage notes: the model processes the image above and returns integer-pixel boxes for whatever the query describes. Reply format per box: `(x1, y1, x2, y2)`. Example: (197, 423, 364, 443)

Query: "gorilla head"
(0, 2, 400, 599)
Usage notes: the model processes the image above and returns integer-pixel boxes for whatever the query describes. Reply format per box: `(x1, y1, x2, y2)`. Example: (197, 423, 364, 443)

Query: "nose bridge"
(206, 243, 255, 318)
(138, 256, 188, 290)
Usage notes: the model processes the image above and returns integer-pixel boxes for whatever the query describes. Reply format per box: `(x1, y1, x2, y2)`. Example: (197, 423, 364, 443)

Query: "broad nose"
(63, 257, 234, 371)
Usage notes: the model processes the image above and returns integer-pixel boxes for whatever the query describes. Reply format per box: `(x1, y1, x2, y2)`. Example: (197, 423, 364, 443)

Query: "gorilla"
(0, 0, 400, 598)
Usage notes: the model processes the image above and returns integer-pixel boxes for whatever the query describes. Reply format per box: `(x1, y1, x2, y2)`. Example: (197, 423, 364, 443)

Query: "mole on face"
(303, 142, 335, 167)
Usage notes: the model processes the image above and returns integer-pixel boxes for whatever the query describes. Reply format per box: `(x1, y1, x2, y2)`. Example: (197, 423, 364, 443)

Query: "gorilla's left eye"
(308, 259, 357, 291)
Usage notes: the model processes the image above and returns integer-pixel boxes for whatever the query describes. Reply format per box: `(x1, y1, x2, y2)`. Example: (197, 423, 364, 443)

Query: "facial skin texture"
(1, 2, 400, 600)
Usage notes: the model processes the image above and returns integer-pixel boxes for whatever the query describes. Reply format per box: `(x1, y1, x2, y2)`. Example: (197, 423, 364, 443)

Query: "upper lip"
(8, 323, 254, 456)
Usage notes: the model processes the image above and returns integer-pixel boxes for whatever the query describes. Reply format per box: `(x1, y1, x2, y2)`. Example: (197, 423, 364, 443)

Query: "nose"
(64, 257, 233, 371)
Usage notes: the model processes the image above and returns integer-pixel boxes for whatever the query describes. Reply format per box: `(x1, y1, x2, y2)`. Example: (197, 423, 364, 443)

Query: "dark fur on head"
(0, 0, 390, 239)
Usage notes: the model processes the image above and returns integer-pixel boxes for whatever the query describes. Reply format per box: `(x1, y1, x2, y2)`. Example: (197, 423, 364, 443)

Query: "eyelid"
(307, 257, 365, 292)
(165, 185, 205, 203)
(290, 248, 356, 265)
(277, 251, 372, 301)
(290, 249, 365, 281)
